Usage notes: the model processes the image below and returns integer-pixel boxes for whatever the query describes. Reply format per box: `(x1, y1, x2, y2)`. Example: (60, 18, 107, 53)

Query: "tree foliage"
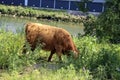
(84, 0, 120, 43)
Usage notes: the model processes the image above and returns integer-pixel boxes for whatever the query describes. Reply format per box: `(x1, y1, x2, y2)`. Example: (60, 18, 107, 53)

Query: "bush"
(83, 0, 120, 43)
(65, 36, 120, 79)
(83, 14, 97, 36)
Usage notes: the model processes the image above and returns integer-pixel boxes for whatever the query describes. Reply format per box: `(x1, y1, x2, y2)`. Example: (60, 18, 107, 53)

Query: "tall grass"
(0, 30, 38, 71)
(0, 30, 120, 80)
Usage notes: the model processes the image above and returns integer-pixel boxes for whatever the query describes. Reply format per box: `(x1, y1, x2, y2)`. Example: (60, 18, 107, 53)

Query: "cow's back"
(25, 22, 57, 50)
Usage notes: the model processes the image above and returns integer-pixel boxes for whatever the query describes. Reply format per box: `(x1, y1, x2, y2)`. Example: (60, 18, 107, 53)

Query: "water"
(0, 16, 84, 36)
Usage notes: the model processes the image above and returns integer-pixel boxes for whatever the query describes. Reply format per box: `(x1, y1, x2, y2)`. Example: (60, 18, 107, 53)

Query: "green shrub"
(83, 0, 120, 43)
(65, 36, 120, 79)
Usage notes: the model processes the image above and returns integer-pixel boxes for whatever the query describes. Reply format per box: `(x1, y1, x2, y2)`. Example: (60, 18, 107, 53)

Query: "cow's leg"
(22, 43, 36, 53)
(57, 53, 62, 61)
(22, 44, 27, 54)
(56, 48, 62, 61)
(48, 50, 55, 62)
(30, 43, 36, 51)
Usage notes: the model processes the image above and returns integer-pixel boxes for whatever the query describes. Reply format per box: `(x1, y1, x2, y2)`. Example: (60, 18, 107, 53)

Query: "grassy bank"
(0, 30, 120, 80)
(0, 4, 85, 23)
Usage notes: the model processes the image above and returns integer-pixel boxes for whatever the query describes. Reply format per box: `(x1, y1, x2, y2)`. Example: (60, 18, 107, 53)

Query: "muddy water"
(0, 16, 84, 35)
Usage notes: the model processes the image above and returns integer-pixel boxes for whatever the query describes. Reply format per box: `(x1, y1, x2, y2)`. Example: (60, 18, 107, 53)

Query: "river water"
(0, 16, 84, 36)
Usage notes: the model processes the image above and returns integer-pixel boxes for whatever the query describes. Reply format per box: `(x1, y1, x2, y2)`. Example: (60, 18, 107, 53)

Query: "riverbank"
(0, 4, 86, 23)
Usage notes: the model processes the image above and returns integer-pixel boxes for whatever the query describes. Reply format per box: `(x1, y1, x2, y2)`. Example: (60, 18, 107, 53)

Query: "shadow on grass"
(26, 56, 65, 71)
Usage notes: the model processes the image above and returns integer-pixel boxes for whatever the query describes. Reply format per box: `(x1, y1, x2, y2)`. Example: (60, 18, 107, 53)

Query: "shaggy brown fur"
(23, 22, 79, 62)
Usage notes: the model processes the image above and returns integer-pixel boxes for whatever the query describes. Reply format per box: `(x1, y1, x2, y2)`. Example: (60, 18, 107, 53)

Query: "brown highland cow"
(23, 22, 79, 62)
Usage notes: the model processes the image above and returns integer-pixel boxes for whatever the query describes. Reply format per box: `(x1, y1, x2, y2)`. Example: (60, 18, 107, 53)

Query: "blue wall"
(70, 1, 80, 11)
(55, 0, 69, 10)
(0, 0, 12, 5)
(13, 0, 24, 6)
(41, 0, 54, 8)
(28, 0, 40, 7)
(87, 2, 103, 12)
(0, 0, 24, 6)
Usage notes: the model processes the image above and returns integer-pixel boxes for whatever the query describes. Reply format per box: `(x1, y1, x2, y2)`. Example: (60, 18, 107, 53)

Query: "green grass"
(0, 4, 85, 23)
(0, 30, 120, 80)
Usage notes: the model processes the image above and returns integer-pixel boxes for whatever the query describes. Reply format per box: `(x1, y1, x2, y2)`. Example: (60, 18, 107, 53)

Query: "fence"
(0, 0, 105, 12)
